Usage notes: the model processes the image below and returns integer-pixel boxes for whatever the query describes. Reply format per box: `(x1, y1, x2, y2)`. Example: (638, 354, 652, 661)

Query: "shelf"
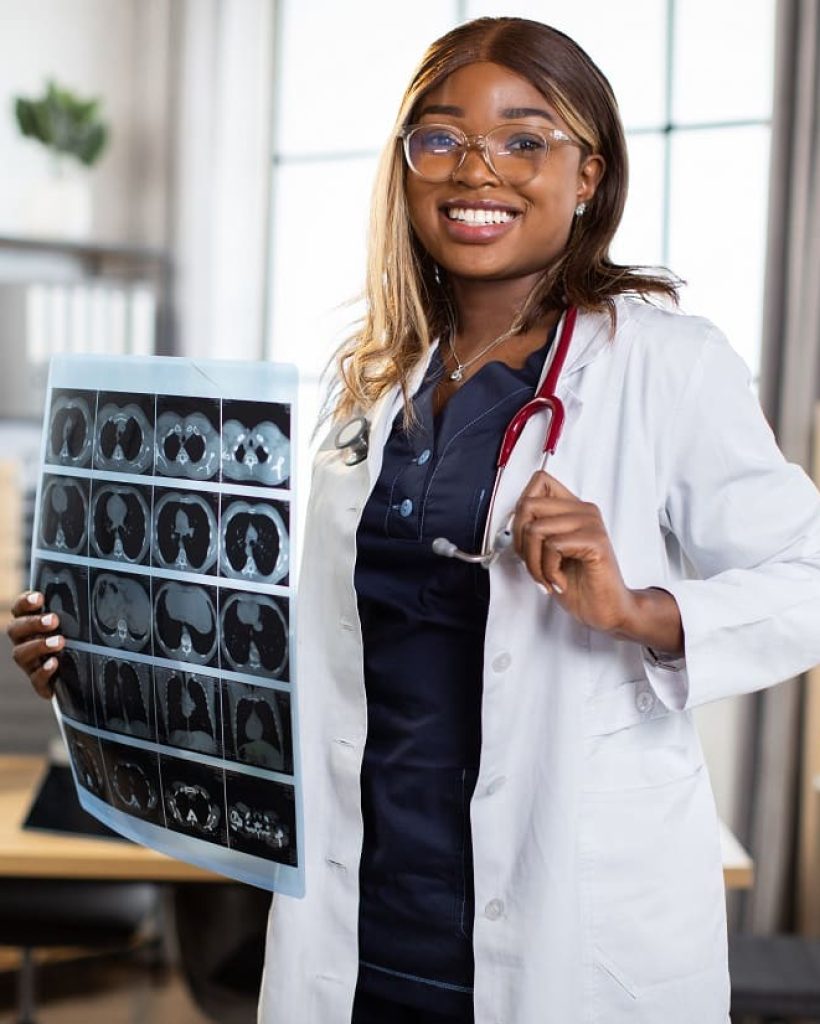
(0, 233, 170, 267)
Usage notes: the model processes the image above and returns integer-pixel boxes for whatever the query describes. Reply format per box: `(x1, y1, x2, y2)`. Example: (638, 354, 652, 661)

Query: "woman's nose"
(451, 143, 500, 187)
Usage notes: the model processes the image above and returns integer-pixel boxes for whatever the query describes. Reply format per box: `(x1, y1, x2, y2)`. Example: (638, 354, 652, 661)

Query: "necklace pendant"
(450, 367, 463, 382)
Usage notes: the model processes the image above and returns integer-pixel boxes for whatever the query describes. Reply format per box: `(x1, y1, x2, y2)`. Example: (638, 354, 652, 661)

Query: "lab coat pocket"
(581, 765, 727, 1003)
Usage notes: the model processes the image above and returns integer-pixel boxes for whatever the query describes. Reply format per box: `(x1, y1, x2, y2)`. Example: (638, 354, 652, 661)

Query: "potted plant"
(14, 80, 110, 238)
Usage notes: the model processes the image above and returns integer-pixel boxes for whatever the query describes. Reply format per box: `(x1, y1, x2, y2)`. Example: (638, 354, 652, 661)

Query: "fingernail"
(44, 657, 57, 671)
(551, 583, 564, 595)
(537, 583, 552, 597)
(45, 635, 62, 648)
(41, 614, 55, 627)
(27, 592, 41, 604)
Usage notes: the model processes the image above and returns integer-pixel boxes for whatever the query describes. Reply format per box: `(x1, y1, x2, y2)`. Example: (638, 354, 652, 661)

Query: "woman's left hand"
(512, 470, 634, 634)
(512, 471, 684, 655)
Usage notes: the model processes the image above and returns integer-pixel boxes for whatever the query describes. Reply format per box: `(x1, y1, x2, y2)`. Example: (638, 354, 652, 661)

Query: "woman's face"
(404, 61, 604, 289)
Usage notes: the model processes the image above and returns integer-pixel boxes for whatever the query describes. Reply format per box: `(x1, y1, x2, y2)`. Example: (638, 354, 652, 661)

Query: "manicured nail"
(44, 658, 57, 671)
(538, 583, 552, 596)
(27, 592, 42, 604)
(41, 614, 55, 627)
(45, 635, 62, 648)
(551, 583, 564, 595)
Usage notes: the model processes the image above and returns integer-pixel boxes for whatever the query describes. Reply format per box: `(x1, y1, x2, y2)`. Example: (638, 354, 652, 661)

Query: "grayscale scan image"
(155, 396, 221, 480)
(39, 475, 90, 555)
(93, 392, 155, 475)
(90, 482, 151, 565)
(64, 723, 108, 801)
(90, 570, 152, 653)
(34, 560, 89, 642)
(92, 655, 154, 740)
(155, 668, 222, 757)
(53, 648, 94, 726)
(160, 753, 227, 847)
(220, 496, 289, 584)
(225, 769, 297, 864)
(154, 580, 219, 666)
(98, 736, 164, 825)
(45, 390, 95, 469)
(220, 591, 288, 679)
(220, 400, 290, 488)
(222, 681, 293, 774)
(153, 489, 218, 574)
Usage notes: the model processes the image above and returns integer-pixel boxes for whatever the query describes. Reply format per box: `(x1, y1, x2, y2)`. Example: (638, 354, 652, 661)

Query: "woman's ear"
(577, 154, 606, 205)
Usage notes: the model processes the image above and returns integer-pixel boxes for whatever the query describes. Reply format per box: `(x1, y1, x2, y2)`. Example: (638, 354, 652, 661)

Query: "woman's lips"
(439, 204, 521, 243)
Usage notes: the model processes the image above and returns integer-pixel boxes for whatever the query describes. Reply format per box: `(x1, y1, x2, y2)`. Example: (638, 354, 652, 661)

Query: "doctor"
(8, 15, 820, 1024)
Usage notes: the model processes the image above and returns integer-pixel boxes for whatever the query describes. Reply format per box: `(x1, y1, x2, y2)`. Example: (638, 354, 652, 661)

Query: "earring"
(574, 202, 587, 217)
(433, 263, 442, 285)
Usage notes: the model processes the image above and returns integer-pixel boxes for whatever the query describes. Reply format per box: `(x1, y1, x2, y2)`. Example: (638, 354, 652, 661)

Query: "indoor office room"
(0, 1, 819, 1023)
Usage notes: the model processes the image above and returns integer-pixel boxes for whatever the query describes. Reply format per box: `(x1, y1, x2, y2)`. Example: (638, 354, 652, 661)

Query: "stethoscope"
(334, 306, 578, 568)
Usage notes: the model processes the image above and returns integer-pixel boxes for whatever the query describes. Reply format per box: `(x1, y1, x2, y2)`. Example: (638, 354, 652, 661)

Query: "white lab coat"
(258, 296, 820, 1024)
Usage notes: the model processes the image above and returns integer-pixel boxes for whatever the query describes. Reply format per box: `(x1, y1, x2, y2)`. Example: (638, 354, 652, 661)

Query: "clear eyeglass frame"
(397, 122, 579, 185)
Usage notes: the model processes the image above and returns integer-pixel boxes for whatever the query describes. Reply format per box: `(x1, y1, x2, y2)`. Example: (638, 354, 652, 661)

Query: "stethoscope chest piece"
(335, 416, 369, 465)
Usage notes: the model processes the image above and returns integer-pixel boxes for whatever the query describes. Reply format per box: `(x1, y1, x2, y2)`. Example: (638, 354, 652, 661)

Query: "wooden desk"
(0, 756, 220, 882)
(2, 755, 754, 888)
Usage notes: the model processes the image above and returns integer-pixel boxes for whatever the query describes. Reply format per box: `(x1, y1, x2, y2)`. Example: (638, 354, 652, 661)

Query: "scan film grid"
(33, 374, 300, 883)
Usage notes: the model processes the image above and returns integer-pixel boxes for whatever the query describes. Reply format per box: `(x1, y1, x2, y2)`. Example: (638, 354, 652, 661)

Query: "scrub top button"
(492, 651, 511, 672)
(636, 690, 655, 714)
(399, 498, 413, 517)
(417, 448, 431, 465)
(484, 899, 504, 920)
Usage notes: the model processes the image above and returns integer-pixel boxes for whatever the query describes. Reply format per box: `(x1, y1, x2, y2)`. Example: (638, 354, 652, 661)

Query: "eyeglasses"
(398, 122, 578, 186)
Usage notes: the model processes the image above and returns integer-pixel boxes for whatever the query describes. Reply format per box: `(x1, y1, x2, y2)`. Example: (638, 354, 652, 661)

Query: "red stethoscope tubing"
(496, 304, 576, 468)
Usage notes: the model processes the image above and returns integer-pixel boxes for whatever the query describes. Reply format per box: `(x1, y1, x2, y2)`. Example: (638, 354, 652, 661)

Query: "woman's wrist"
(609, 586, 684, 657)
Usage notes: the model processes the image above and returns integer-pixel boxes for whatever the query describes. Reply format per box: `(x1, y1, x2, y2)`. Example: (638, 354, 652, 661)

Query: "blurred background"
(0, 1, 819, 1022)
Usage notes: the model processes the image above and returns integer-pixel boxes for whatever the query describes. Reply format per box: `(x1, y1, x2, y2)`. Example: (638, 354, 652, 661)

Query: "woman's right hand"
(5, 591, 65, 699)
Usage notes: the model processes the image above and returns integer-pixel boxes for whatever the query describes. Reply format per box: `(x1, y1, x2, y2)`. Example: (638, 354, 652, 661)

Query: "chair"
(730, 932, 820, 1022)
(173, 881, 271, 1024)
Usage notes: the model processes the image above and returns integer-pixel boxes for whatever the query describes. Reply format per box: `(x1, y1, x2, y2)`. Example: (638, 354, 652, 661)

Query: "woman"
(9, 17, 820, 1024)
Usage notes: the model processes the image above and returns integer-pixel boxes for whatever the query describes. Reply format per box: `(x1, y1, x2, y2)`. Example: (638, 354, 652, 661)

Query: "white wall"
(0, 0, 172, 245)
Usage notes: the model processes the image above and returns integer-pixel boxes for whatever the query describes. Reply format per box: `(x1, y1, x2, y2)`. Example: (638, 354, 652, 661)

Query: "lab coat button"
(399, 498, 413, 517)
(484, 899, 504, 920)
(636, 690, 655, 714)
(417, 448, 431, 465)
(487, 776, 506, 796)
(491, 652, 511, 672)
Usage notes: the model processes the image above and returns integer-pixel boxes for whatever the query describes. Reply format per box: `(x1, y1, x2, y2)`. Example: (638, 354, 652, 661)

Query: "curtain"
(740, 0, 820, 934)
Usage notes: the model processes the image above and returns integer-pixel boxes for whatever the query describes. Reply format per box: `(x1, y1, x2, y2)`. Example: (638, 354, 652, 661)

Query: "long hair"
(332, 17, 679, 421)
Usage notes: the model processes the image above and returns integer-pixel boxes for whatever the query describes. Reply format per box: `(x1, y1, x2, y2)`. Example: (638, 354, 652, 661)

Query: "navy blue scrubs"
(354, 330, 554, 1019)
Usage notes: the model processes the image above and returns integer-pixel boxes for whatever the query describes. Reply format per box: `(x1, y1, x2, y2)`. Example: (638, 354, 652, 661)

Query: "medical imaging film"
(160, 753, 228, 847)
(153, 487, 219, 575)
(222, 681, 293, 774)
(63, 723, 109, 802)
(225, 769, 297, 864)
(220, 495, 289, 585)
(39, 475, 90, 556)
(93, 654, 154, 740)
(220, 400, 291, 489)
(33, 559, 90, 642)
(35, 355, 302, 895)
(93, 392, 156, 475)
(155, 395, 221, 481)
(98, 735, 164, 826)
(155, 667, 222, 757)
(90, 481, 152, 565)
(53, 647, 94, 727)
(45, 389, 96, 469)
(90, 568, 152, 654)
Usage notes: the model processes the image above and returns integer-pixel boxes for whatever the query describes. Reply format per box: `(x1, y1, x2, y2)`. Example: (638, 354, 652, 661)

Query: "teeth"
(446, 207, 516, 225)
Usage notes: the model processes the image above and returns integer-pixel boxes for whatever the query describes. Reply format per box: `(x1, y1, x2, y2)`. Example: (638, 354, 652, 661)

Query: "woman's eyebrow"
(415, 103, 557, 123)
(501, 106, 556, 122)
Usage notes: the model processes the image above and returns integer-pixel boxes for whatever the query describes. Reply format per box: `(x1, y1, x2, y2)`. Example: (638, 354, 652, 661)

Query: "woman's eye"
(419, 128, 461, 152)
(503, 132, 547, 154)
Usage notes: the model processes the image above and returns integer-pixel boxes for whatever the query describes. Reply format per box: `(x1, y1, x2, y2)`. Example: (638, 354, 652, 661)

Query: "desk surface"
(0, 755, 754, 888)
(0, 756, 221, 881)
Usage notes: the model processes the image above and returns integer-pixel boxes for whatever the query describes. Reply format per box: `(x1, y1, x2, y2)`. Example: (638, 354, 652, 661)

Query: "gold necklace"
(447, 324, 517, 382)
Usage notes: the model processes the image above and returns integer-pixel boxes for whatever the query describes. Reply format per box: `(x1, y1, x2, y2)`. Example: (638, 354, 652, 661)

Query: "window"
(266, 0, 775, 390)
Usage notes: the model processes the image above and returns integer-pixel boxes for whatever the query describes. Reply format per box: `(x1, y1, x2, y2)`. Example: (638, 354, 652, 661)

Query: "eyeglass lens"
(404, 125, 551, 184)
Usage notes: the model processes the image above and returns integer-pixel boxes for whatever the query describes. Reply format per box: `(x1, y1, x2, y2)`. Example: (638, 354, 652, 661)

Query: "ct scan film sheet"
(31, 355, 304, 896)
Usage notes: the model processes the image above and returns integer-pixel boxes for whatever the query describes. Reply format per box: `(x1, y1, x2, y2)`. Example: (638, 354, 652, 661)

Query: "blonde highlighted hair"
(332, 17, 679, 422)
